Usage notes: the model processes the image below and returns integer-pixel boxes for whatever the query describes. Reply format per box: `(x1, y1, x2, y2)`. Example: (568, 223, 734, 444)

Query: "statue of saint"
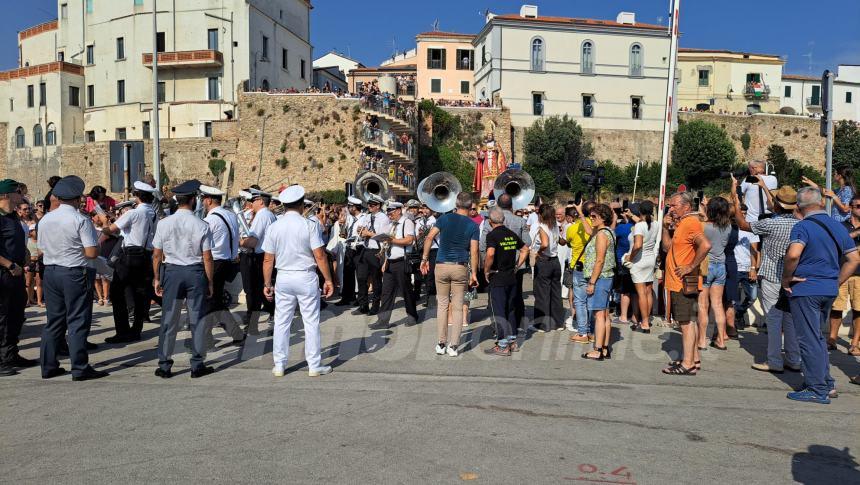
(473, 133, 507, 199)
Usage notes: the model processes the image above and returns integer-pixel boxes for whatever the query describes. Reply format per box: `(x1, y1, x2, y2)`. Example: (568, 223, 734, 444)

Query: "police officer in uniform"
(334, 196, 363, 306)
(0, 179, 36, 376)
(100, 181, 159, 343)
(38, 175, 108, 381)
(262, 185, 334, 377)
(200, 185, 245, 346)
(371, 202, 419, 329)
(152, 180, 216, 378)
(355, 195, 390, 315)
(239, 188, 277, 333)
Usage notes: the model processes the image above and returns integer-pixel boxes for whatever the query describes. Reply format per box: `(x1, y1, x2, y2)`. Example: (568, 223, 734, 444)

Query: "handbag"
(670, 244, 700, 296)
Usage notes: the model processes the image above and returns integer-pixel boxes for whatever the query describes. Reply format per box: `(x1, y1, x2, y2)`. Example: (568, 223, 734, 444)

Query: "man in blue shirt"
(783, 187, 859, 404)
(420, 192, 479, 357)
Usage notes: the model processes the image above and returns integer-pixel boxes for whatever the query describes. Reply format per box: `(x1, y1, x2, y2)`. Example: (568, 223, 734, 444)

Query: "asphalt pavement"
(1, 288, 859, 484)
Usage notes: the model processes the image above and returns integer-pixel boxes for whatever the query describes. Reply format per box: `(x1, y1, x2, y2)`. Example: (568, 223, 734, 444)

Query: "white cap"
(386, 201, 403, 211)
(133, 181, 157, 193)
(116, 201, 137, 210)
(199, 185, 225, 196)
(347, 196, 363, 206)
(238, 190, 253, 200)
(367, 195, 385, 205)
(304, 198, 314, 206)
(278, 185, 305, 204)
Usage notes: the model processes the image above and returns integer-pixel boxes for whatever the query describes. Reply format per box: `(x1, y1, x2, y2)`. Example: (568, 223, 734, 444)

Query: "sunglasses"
(589, 214, 600, 219)
(852, 205, 860, 209)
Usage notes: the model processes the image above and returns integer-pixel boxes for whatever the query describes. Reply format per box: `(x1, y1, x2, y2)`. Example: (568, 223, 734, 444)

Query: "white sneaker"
(308, 366, 332, 377)
(565, 319, 575, 332)
(435, 343, 446, 355)
(272, 365, 285, 377)
(446, 345, 459, 357)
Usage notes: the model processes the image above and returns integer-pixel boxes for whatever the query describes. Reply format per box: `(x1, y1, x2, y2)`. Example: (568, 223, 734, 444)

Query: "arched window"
(629, 44, 643, 77)
(14, 127, 25, 148)
(260, 79, 270, 92)
(581, 41, 594, 74)
(531, 38, 544, 72)
(33, 124, 43, 147)
(46, 123, 56, 146)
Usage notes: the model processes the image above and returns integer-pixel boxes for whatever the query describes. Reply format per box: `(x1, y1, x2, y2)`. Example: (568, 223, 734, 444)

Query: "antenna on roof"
(801, 41, 814, 73)
(391, 36, 397, 57)
(432, 19, 440, 31)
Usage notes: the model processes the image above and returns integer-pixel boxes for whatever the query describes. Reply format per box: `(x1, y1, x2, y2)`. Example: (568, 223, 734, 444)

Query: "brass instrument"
(193, 194, 206, 219)
(228, 197, 253, 238)
(493, 169, 535, 211)
(415, 215, 435, 252)
(303, 201, 320, 219)
(416, 172, 462, 213)
(354, 171, 391, 204)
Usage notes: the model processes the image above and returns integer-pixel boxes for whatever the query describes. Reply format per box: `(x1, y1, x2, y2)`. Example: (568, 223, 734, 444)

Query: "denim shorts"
(703, 262, 726, 288)
(586, 277, 613, 310)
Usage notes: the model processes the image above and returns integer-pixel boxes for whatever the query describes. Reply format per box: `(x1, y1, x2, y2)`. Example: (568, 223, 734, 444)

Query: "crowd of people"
(0, 160, 858, 404)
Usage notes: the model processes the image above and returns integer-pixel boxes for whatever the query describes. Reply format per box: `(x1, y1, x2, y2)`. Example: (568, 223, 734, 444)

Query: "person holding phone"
(740, 160, 778, 222)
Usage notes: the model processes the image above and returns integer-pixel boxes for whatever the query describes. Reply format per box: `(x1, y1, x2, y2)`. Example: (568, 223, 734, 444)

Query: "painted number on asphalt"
(566, 464, 636, 485)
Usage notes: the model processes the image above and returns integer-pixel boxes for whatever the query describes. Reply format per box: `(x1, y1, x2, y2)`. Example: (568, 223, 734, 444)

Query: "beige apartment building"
(415, 31, 475, 102)
(1, 0, 312, 175)
(677, 48, 784, 114)
(473, 6, 672, 132)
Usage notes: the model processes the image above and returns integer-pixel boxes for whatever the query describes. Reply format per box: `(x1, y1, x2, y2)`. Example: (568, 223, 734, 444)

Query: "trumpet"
(303, 201, 320, 219)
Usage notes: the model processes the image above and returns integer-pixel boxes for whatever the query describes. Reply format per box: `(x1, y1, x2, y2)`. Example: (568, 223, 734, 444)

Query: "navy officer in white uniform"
(152, 180, 216, 379)
(262, 185, 334, 378)
(200, 184, 245, 346)
(371, 201, 419, 329)
(99, 180, 159, 343)
(355, 195, 391, 315)
(239, 188, 277, 333)
(334, 196, 363, 306)
(38, 175, 108, 381)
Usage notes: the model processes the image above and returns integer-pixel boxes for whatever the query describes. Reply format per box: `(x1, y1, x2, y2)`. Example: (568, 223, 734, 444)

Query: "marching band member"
(239, 188, 277, 334)
(100, 181, 159, 344)
(38, 176, 107, 381)
(151, 180, 215, 379)
(413, 202, 438, 305)
(200, 185, 245, 346)
(371, 201, 418, 329)
(263, 185, 334, 377)
(334, 196, 363, 306)
(355, 195, 391, 315)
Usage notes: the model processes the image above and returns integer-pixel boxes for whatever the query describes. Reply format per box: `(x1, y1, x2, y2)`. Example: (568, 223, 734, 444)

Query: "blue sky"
(2, 0, 858, 75)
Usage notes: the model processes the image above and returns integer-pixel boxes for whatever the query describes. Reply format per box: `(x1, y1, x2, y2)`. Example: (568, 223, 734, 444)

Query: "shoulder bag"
(670, 243, 700, 296)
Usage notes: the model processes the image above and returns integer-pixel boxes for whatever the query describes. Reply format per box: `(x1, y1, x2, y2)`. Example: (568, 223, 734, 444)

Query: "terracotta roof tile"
(492, 14, 666, 31)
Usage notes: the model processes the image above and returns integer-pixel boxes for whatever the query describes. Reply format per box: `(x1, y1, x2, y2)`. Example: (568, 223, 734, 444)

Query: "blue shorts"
(586, 277, 613, 310)
(703, 262, 727, 288)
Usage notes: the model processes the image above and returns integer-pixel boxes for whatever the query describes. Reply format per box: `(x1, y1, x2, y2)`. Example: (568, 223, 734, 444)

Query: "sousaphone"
(493, 169, 535, 210)
(417, 172, 462, 213)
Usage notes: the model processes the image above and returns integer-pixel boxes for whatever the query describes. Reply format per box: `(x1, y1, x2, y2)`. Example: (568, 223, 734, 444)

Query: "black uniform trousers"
(377, 259, 418, 326)
(205, 259, 243, 340)
(110, 247, 154, 337)
(0, 270, 26, 365)
(340, 247, 358, 302)
(514, 268, 526, 331)
(533, 257, 565, 331)
(40, 266, 96, 378)
(356, 247, 383, 310)
(240, 252, 273, 323)
(412, 248, 438, 300)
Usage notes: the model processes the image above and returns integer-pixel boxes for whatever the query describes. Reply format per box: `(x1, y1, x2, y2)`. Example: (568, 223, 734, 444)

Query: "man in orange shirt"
(661, 191, 711, 375)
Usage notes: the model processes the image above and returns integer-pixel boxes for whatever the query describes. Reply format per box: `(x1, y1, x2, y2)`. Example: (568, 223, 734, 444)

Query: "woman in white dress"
(622, 200, 659, 333)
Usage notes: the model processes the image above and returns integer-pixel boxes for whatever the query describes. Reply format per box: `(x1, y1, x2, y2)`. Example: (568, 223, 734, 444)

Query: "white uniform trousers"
(273, 269, 323, 370)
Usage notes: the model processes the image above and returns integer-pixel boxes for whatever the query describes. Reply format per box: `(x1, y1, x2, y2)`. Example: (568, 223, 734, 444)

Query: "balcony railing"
(744, 82, 770, 99)
(142, 50, 223, 69)
(397, 82, 416, 97)
(806, 97, 821, 107)
(359, 157, 416, 191)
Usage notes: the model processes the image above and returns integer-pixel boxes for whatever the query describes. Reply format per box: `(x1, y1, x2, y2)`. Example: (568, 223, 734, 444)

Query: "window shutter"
(441, 49, 446, 70)
(427, 49, 433, 69)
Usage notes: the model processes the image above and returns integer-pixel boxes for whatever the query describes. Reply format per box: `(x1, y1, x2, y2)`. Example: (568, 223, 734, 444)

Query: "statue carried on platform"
(473, 132, 507, 199)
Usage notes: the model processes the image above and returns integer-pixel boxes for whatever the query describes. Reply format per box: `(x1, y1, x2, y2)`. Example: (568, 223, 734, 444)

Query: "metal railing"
(806, 96, 821, 107)
(360, 126, 415, 160)
(359, 94, 418, 128)
(743, 82, 771, 99)
(359, 155, 417, 191)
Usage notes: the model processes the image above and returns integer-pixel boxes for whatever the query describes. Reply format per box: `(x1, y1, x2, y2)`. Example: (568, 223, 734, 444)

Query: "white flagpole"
(152, 0, 161, 191)
(655, 0, 680, 236)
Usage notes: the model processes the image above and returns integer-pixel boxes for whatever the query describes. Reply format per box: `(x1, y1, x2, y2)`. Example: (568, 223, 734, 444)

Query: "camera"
(719, 168, 748, 179)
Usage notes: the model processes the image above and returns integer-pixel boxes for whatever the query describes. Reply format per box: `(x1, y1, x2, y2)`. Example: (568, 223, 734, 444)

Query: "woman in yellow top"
(565, 201, 594, 342)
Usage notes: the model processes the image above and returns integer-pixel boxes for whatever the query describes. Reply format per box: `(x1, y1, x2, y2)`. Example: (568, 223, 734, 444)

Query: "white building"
(0, 0, 312, 160)
(313, 51, 364, 79)
(473, 6, 672, 131)
(782, 65, 860, 122)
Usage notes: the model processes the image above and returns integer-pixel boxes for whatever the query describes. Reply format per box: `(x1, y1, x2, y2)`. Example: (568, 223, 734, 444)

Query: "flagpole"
(655, 0, 680, 236)
(152, 0, 161, 191)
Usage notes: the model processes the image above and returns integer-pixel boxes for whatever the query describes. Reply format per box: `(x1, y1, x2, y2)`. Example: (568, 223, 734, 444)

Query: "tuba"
(493, 169, 535, 211)
(417, 172, 462, 213)
(228, 197, 253, 238)
(354, 171, 391, 204)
